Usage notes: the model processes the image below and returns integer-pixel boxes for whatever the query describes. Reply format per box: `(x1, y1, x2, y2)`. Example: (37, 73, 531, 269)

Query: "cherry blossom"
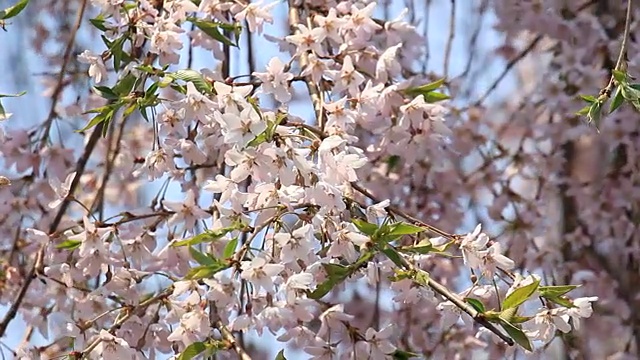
(0, 0, 616, 358)
(48, 171, 76, 209)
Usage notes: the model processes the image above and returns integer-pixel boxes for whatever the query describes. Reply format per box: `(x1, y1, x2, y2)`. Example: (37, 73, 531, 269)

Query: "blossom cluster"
(0, 0, 612, 359)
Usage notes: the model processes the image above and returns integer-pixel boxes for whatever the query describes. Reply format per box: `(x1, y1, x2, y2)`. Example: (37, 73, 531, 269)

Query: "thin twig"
(443, 0, 456, 78)
(467, 35, 542, 109)
(601, 0, 633, 98)
(385, 246, 514, 346)
(39, 0, 88, 146)
(217, 322, 253, 360)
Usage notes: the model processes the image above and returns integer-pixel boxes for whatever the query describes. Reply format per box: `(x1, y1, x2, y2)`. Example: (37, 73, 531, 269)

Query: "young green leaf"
(413, 269, 430, 287)
(172, 227, 235, 247)
(609, 86, 624, 114)
(177, 341, 206, 360)
(405, 78, 445, 94)
(538, 284, 580, 298)
(612, 69, 628, 84)
(586, 101, 603, 129)
(274, 349, 287, 360)
(89, 17, 108, 31)
(222, 237, 238, 259)
(0, 0, 30, 20)
(351, 219, 378, 236)
(391, 349, 420, 360)
(498, 319, 532, 351)
(575, 104, 591, 116)
(56, 239, 82, 250)
(112, 74, 137, 96)
(499, 306, 518, 322)
(423, 91, 451, 103)
(398, 240, 433, 254)
(381, 247, 406, 268)
(502, 277, 540, 310)
(188, 246, 216, 266)
(78, 106, 116, 133)
(189, 18, 238, 47)
(308, 277, 340, 299)
(546, 296, 575, 308)
(322, 263, 350, 278)
(169, 69, 213, 94)
(579, 94, 597, 103)
(387, 222, 424, 236)
(93, 86, 119, 100)
(185, 263, 228, 280)
(464, 298, 486, 313)
(308, 264, 353, 299)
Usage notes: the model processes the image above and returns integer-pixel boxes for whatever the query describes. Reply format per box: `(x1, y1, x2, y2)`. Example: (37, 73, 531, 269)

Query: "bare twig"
(601, 0, 632, 98)
(39, 0, 88, 146)
(443, 0, 457, 78)
(218, 322, 253, 360)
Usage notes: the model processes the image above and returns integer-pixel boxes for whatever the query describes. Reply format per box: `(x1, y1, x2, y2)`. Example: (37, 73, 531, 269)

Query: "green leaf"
(399, 239, 433, 254)
(122, 102, 137, 117)
(413, 269, 430, 287)
(189, 246, 216, 266)
(172, 227, 235, 247)
(381, 246, 405, 268)
(510, 315, 534, 324)
(274, 349, 287, 360)
(405, 78, 445, 94)
(222, 237, 238, 259)
(391, 349, 420, 360)
(586, 101, 603, 128)
(78, 106, 116, 133)
(308, 264, 353, 299)
(351, 219, 378, 236)
(612, 69, 627, 84)
(538, 284, 580, 298)
(322, 263, 350, 278)
(386, 155, 401, 171)
(56, 239, 82, 250)
(169, 69, 213, 94)
(622, 84, 640, 101)
(177, 341, 206, 360)
(0, 0, 29, 20)
(89, 17, 108, 31)
(464, 298, 485, 313)
(579, 94, 597, 103)
(189, 18, 238, 47)
(185, 263, 228, 280)
(502, 277, 540, 310)
(546, 296, 575, 308)
(387, 222, 424, 236)
(499, 306, 518, 322)
(112, 73, 137, 96)
(93, 86, 119, 100)
(575, 104, 591, 116)
(609, 86, 624, 114)
(423, 91, 450, 103)
(498, 319, 532, 351)
(308, 277, 340, 299)
(352, 250, 375, 269)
